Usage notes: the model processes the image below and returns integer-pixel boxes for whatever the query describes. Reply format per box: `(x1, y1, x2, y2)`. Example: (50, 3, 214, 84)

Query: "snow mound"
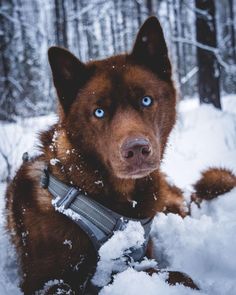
(92, 221, 147, 287)
(151, 188, 236, 295)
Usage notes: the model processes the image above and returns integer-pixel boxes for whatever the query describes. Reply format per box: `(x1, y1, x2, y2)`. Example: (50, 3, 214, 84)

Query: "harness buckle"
(56, 187, 79, 209)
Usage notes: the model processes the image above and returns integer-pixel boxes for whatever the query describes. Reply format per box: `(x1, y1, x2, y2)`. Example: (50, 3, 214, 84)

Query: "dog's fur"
(6, 17, 236, 294)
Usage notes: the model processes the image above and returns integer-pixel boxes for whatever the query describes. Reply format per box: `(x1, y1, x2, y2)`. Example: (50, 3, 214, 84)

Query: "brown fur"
(192, 167, 236, 205)
(6, 17, 236, 294)
(146, 268, 199, 290)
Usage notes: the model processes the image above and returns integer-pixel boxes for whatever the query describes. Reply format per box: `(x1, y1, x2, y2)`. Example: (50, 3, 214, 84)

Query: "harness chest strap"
(41, 169, 153, 262)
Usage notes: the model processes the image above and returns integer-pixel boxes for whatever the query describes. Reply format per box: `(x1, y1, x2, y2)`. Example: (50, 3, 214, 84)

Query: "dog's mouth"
(114, 163, 159, 179)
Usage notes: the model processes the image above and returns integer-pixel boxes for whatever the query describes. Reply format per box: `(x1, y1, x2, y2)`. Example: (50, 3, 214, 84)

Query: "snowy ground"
(0, 95, 236, 294)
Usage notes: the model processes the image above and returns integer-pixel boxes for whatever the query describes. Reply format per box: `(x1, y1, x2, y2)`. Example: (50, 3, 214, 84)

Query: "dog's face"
(48, 17, 176, 179)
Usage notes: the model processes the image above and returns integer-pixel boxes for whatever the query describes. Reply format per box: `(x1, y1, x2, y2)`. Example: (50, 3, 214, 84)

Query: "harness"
(40, 169, 153, 262)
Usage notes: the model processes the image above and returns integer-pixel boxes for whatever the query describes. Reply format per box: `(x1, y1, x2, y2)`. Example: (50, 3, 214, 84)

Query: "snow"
(162, 99, 236, 190)
(0, 95, 236, 294)
(0, 184, 20, 295)
(50, 158, 60, 165)
(0, 114, 57, 181)
(52, 197, 82, 222)
(63, 240, 73, 250)
(92, 221, 146, 287)
(39, 279, 70, 294)
(152, 191, 236, 295)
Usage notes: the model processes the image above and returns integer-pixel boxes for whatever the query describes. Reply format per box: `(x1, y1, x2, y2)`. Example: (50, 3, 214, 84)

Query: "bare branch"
(0, 10, 19, 25)
(182, 1, 212, 21)
(181, 67, 199, 84)
(172, 37, 236, 74)
(0, 77, 23, 92)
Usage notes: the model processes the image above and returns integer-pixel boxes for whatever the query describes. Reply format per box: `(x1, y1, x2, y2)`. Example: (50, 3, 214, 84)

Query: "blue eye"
(141, 96, 153, 107)
(94, 108, 105, 118)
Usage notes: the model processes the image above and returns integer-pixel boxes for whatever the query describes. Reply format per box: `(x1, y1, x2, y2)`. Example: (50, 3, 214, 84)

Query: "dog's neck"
(41, 127, 164, 218)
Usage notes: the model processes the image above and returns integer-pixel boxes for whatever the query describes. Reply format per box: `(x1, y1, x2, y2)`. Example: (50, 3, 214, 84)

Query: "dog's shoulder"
(6, 156, 50, 209)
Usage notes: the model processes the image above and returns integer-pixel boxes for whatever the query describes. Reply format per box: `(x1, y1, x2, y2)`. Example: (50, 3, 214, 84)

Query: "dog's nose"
(121, 138, 151, 161)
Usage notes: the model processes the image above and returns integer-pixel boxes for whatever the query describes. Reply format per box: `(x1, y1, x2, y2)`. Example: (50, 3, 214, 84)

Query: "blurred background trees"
(0, 0, 235, 121)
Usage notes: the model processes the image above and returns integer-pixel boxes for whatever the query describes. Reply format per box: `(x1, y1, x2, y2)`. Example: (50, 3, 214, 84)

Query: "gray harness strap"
(41, 169, 153, 262)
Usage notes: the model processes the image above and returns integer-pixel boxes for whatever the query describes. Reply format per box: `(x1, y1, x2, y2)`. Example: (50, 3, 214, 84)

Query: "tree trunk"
(195, 0, 221, 109)
(173, 0, 181, 92)
(55, 0, 68, 48)
(228, 0, 236, 60)
(146, 0, 153, 15)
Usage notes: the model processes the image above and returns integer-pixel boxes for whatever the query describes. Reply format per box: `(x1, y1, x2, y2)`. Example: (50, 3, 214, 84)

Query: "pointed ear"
(48, 47, 89, 112)
(130, 16, 172, 80)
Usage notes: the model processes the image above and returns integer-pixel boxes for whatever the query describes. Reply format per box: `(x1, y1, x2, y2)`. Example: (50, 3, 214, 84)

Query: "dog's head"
(48, 17, 176, 179)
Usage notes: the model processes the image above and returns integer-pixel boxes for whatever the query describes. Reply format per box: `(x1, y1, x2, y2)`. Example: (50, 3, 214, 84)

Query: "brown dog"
(6, 17, 236, 294)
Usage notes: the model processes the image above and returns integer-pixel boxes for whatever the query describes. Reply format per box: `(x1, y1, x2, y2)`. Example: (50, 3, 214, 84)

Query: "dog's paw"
(146, 268, 199, 290)
(166, 271, 199, 290)
(192, 168, 236, 203)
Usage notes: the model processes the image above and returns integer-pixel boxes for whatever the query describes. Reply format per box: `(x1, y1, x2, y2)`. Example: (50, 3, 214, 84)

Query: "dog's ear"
(130, 16, 171, 80)
(48, 47, 89, 113)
